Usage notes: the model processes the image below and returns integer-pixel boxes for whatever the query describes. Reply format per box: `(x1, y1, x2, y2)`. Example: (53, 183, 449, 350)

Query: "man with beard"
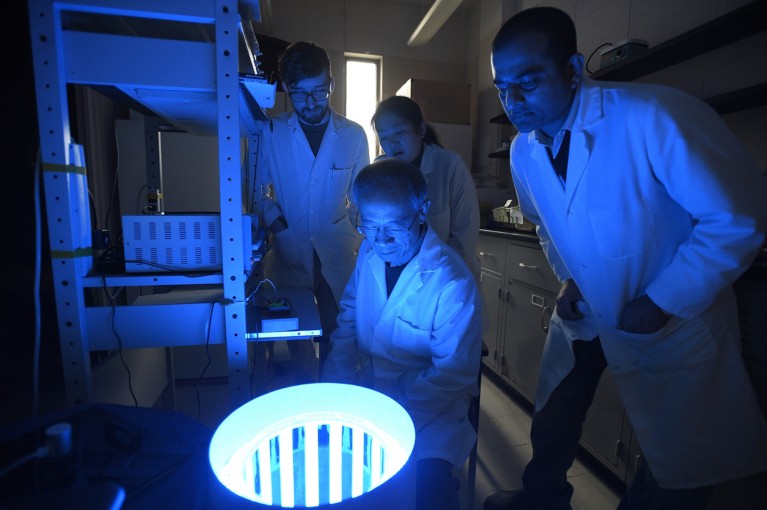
(254, 41, 369, 383)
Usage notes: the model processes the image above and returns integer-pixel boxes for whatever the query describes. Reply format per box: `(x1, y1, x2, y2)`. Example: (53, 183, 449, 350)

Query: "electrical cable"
(134, 183, 150, 215)
(246, 278, 278, 303)
(586, 42, 614, 74)
(102, 275, 139, 407)
(88, 187, 99, 229)
(0, 422, 71, 479)
(123, 259, 221, 277)
(249, 133, 265, 221)
(103, 103, 120, 235)
(111, 306, 139, 407)
(33, 148, 42, 416)
(194, 301, 216, 421)
(0, 448, 49, 479)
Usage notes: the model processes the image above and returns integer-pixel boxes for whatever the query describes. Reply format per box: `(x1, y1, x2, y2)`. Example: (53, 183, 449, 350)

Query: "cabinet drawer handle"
(540, 305, 552, 333)
(518, 262, 538, 269)
(479, 251, 491, 257)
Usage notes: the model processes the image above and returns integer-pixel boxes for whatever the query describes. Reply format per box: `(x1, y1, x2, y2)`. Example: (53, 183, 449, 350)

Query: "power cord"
(246, 278, 278, 304)
(101, 275, 139, 407)
(33, 148, 42, 416)
(0, 423, 72, 479)
(123, 259, 221, 277)
(586, 42, 614, 74)
(194, 301, 217, 421)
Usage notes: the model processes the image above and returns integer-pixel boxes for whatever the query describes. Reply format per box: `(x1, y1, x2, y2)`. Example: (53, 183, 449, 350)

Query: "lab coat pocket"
(326, 163, 353, 203)
(589, 203, 654, 259)
(617, 315, 718, 374)
(391, 317, 432, 359)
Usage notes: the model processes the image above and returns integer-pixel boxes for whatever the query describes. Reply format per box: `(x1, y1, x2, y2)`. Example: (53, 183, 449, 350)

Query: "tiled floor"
(171, 345, 623, 510)
(458, 368, 622, 510)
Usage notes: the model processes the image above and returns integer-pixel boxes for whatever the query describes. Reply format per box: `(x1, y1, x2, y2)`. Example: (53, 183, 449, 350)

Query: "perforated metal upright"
(28, 0, 258, 408)
(29, 0, 94, 406)
(213, 0, 250, 405)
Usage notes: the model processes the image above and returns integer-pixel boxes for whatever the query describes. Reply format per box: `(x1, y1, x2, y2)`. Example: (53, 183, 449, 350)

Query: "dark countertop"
(479, 225, 539, 244)
(481, 226, 767, 273)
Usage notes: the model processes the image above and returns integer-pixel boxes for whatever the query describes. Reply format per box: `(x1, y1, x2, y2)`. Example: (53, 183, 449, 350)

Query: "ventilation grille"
(122, 215, 223, 272)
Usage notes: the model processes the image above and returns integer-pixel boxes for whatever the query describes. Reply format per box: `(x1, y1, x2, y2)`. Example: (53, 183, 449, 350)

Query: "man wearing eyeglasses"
(322, 159, 481, 510)
(254, 41, 369, 383)
(485, 7, 767, 510)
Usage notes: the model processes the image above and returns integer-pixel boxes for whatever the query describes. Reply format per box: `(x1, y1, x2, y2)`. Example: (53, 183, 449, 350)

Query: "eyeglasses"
(289, 88, 331, 102)
(356, 210, 421, 238)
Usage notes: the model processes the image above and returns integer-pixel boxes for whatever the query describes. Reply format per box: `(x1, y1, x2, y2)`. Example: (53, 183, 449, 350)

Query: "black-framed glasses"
(289, 88, 331, 102)
(356, 210, 421, 239)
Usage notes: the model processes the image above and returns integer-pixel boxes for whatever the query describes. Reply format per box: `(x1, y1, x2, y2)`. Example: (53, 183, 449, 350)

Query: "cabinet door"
(480, 271, 504, 374)
(501, 284, 554, 403)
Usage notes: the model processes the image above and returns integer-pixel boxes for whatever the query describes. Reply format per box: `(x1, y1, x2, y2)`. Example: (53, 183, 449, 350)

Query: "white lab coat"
(322, 225, 482, 468)
(377, 143, 481, 280)
(255, 109, 369, 303)
(511, 77, 767, 488)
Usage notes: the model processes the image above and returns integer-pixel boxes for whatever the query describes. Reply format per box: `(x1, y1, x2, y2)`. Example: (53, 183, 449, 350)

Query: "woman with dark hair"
(372, 96, 480, 278)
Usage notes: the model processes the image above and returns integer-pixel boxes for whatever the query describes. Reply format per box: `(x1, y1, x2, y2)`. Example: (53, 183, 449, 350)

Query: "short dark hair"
(277, 41, 332, 86)
(492, 7, 577, 66)
(371, 96, 441, 147)
(353, 159, 427, 212)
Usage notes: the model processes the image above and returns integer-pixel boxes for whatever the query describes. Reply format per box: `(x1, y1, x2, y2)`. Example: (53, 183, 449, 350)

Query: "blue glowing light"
(209, 383, 415, 507)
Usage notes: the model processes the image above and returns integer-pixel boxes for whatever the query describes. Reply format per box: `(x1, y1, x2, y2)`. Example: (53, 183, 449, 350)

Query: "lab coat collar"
(419, 143, 439, 175)
(574, 77, 605, 130)
(561, 78, 603, 205)
(368, 224, 443, 316)
(527, 78, 602, 206)
(414, 223, 443, 275)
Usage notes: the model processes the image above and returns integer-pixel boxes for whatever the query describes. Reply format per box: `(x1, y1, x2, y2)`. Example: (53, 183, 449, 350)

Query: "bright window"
(345, 57, 380, 162)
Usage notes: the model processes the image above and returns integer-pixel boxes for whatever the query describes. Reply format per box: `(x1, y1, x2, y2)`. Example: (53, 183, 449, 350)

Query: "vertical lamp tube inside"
(209, 383, 415, 508)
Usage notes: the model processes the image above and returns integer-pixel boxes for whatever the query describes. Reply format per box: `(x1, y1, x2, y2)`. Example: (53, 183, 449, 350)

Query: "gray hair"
(353, 159, 427, 212)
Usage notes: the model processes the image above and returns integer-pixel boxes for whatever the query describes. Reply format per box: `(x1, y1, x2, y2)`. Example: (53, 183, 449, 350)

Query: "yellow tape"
(42, 162, 87, 175)
(50, 247, 93, 258)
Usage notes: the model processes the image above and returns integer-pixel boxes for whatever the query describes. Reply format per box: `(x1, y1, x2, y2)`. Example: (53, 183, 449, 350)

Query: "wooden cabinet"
(478, 230, 634, 483)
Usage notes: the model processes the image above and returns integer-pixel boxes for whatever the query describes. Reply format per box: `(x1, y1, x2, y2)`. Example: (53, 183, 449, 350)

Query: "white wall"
(470, 0, 767, 203)
(260, 0, 471, 111)
(257, 0, 767, 202)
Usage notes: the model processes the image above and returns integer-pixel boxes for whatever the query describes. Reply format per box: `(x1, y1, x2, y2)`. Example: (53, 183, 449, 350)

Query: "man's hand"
(619, 295, 671, 333)
(556, 279, 584, 320)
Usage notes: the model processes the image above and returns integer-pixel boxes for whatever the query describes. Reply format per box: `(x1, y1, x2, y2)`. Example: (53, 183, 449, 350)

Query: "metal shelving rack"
(28, 0, 272, 409)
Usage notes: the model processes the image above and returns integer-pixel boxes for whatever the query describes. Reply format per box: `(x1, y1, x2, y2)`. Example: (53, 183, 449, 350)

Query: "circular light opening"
(209, 383, 415, 507)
